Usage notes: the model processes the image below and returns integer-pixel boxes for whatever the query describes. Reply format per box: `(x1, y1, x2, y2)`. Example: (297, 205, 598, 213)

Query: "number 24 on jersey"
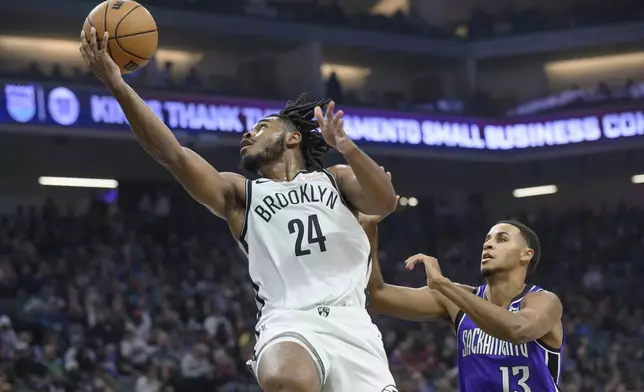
(288, 214, 327, 256)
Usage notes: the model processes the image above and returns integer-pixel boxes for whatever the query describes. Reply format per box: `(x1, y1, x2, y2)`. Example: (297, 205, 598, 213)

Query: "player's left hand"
(79, 28, 122, 87)
(314, 101, 355, 154)
(358, 167, 397, 225)
(405, 254, 449, 289)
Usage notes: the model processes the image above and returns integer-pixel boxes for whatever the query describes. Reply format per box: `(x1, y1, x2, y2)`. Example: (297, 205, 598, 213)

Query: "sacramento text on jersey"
(461, 328, 530, 358)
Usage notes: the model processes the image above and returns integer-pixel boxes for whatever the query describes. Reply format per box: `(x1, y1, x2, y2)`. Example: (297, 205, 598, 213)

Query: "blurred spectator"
(160, 62, 175, 88)
(184, 68, 201, 91)
(0, 317, 17, 362)
(135, 362, 162, 392)
(326, 71, 344, 104)
(120, 327, 151, 373)
(40, 343, 66, 384)
(149, 331, 180, 372)
(582, 265, 603, 291)
(153, 194, 171, 219)
(51, 64, 64, 80)
(203, 304, 234, 345)
(180, 343, 211, 392)
(139, 195, 152, 216)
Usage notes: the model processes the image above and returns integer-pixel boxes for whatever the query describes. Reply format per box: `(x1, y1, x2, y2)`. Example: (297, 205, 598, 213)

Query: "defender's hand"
(79, 27, 122, 87)
(314, 101, 355, 154)
(358, 168, 397, 225)
(405, 254, 449, 289)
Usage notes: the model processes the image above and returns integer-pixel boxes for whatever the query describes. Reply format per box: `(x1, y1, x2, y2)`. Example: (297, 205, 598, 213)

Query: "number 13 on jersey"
(288, 214, 327, 256)
(500, 366, 531, 392)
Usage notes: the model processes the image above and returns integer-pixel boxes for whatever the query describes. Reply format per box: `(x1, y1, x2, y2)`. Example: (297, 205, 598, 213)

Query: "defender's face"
(480, 223, 528, 277)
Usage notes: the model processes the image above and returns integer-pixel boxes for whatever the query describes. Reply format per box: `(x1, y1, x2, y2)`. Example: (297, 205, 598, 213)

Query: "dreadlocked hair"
(276, 94, 333, 171)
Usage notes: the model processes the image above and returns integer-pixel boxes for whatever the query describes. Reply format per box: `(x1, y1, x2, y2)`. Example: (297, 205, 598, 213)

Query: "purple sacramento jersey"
(456, 284, 563, 392)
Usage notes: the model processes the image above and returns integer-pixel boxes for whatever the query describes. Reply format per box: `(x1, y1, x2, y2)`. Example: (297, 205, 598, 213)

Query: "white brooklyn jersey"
(238, 169, 371, 320)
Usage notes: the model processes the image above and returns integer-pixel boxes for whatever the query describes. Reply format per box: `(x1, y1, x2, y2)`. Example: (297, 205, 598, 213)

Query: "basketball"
(83, 0, 158, 74)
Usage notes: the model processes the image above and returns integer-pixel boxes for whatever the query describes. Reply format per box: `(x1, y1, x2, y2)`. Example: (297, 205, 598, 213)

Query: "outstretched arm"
(408, 254, 563, 344)
(362, 219, 449, 321)
(111, 82, 242, 219)
(315, 102, 396, 215)
(434, 279, 562, 344)
(79, 29, 243, 222)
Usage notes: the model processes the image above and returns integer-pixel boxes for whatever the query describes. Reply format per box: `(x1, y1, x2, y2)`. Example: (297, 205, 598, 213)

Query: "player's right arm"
(108, 81, 241, 219)
(79, 29, 244, 223)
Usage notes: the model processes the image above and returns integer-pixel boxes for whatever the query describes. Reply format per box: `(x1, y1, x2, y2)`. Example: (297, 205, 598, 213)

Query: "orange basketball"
(83, 0, 158, 74)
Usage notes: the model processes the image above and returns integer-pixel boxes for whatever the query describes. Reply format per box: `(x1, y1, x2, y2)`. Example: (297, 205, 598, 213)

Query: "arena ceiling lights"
(398, 197, 418, 207)
(632, 174, 644, 184)
(512, 185, 558, 198)
(38, 176, 119, 189)
(0, 36, 202, 69)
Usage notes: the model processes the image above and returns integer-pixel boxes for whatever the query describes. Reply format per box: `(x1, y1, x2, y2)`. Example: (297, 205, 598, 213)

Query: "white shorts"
(247, 306, 397, 392)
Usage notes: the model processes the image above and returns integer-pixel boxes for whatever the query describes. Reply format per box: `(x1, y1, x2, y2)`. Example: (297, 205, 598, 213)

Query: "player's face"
(240, 117, 287, 173)
(480, 223, 532, 278)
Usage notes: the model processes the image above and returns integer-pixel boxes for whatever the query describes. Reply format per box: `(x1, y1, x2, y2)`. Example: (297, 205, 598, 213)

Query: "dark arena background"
(0, 0, 644, 391)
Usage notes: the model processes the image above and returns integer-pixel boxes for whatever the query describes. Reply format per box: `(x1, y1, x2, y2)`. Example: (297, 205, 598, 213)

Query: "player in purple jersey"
(359, 203, 564, 392)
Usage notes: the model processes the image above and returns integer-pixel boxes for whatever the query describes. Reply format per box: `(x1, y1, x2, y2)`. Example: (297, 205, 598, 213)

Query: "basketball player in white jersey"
(80, 28, 398, 392)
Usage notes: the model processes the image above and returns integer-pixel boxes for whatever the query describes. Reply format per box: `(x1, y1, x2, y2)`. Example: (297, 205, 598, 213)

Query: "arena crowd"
(0, 193, 642, 391)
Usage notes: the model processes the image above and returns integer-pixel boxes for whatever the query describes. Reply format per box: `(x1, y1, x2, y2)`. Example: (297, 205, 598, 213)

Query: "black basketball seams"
(112, 4, 154, 60)
(108, 29, 157, 40)
(113, 37, 152, 61)
(105, 1, 113, 60)
(114, 4, 142, 37)
(103, 0, 111, 32)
